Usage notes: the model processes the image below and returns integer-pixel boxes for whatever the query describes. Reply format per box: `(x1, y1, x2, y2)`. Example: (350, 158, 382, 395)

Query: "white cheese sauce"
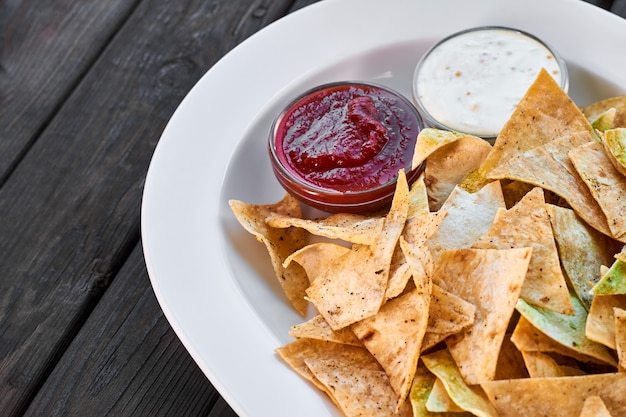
(413, 27, 566, 137)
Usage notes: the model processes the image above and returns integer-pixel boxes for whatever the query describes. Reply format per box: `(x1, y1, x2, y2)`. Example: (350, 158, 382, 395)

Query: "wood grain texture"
(0, 0, 293, 415)
(0, 0, 139, 185)
(23, 245, 220, 417)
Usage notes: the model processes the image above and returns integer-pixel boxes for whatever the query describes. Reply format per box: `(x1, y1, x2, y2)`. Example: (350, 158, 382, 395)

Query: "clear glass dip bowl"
(269, 81, 425, 213)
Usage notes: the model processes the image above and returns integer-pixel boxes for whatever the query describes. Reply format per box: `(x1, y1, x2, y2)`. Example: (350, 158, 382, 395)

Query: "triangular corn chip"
(473, 187, 573, 314)
(582, 95, 626, 129)
(351, 286, 431, 409)
(289, 315, 362, 346)
(481, 373, 626, 417)
(422, 284, 476, 352)
(586, 294, 626, 349)
(569, 140, 626, 239)
(409, 361, 474, 417)
(546, 204, 620, 310)
(421, 349, 499, 417)
(487, 131, 620, 241)
(579, 396, 614, 417)
(305, 171, 409, 330)
(434, 247, 532, 384)
(304, 351, 413, 417)
(426, 379, 466, 413)
(591, 258, 626, 295)
(426, 181, 505, 264)
(516, 296, 617, 366)
(268, 212, 384, 245)
(229, 194, 308, 315)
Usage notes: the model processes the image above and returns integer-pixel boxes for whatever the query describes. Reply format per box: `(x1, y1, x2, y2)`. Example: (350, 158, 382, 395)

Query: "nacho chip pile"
(230, 69, 626, 417)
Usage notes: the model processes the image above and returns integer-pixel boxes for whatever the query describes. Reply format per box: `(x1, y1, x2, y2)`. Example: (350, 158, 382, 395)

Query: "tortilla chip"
(229, 194, 309, 315)
(426, 379, 466, 413)
(511, 315, 614, 367)
(275, 338, 379, 394)
(546, 204, 620, 310)
(422, 284, 476, 352)
(267, 212, 384, 245)
(585, 294, 626, 349)
(521, 350, 586, 378)
(305, 170, 409, 330)
(614, 307, 626, 371)
(408, 173, 431, 218)
(516, 296, 617, 366)
(304, 352, 413, 417)
(464, 68, 594, 191)
(603, 127, 626, 176)
(590, 108, 618, 133)
(481, 373, 626, 417)
(495, 336, 529, 380)
(488, 131, 619, 240)
(582, 95, 626, 129)
(283, 242, 349, 284)
(289, 315, 362, 346)
(409, 362, 470, 417)
(351, 286, 431, 408)
(591, 258, 626, 295)
(433, 247, 532, 384)
(569, 140, 626, 240)
(385, 257, 413, 301)
(422, 135, 492, 211)
(411, 128, 482, 170)
(426, 181, 505, 264)
(473, 187, 573, 314)
(579, 396, 614, 417)
(421, 349, 500, 417)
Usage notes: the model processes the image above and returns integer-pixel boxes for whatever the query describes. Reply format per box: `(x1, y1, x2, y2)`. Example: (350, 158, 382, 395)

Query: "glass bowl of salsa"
(412, 26, 568, 141)
(268, 81, 425, 213)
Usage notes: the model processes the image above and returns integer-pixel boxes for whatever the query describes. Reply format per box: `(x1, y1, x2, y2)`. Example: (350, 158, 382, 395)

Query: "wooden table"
(1, 0, 625, 416)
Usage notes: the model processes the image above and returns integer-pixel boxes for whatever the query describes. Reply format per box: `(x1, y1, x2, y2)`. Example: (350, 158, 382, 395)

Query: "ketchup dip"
(269, 81, 424, 213)
(413, 26, 568, 139)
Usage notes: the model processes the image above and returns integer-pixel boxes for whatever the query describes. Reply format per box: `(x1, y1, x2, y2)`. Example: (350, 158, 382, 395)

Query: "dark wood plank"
(0, 0, 139, 184)
(611, 0, 626, 16)
(23, 245, 222, 417)
(0, 0, 293, 415)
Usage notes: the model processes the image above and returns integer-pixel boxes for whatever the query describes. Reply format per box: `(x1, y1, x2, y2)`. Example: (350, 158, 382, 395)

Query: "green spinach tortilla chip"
(591, 258, 626, 295)
(546, 204, 620, 310)
(516, 296, 617, 366)
(582, 95, 626, 129)
(421, 349, 499, 417)
(433, 247, 532, 384)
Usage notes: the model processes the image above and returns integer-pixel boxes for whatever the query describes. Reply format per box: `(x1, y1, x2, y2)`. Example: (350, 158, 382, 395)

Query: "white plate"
(141, 0, 626, 416)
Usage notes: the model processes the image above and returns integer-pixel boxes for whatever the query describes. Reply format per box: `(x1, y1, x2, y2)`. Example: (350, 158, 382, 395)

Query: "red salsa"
(269, 82, 423, 213)
(274, 83, 420, 191)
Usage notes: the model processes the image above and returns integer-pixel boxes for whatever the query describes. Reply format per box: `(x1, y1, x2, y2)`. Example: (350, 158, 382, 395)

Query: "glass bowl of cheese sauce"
(413, 26, 568, 140)
(269, 81, 424, 213)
